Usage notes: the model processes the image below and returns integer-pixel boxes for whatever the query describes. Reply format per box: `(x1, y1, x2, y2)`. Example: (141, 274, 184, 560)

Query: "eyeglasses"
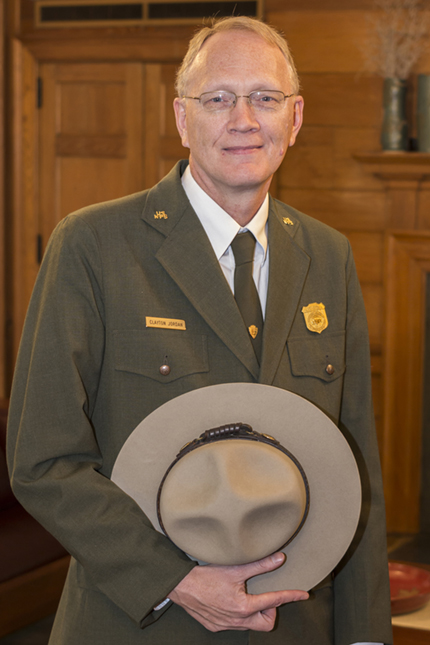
(182, 90, 294, 113)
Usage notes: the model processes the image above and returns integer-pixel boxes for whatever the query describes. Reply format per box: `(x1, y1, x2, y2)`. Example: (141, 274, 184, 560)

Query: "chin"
(223, 167, 272, 187)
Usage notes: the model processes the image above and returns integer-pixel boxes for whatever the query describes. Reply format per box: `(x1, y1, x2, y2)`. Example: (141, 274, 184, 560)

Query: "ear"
(288, 96, 304, 148)
(174, 98, 190, 149)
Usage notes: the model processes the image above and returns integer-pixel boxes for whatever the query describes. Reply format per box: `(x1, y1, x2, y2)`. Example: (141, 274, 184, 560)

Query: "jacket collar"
(259, 199, 310, 384)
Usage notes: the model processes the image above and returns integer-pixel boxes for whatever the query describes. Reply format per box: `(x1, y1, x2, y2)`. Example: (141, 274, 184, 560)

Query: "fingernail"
(296, 593, 309, 601)
(271, 552, 285, 565)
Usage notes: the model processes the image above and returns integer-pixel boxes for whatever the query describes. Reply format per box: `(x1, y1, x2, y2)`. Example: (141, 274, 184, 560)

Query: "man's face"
(174, 30, 304, 201)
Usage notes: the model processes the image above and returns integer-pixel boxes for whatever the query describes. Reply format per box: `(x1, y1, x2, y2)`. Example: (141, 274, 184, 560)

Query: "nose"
(227, 96, 260, 132)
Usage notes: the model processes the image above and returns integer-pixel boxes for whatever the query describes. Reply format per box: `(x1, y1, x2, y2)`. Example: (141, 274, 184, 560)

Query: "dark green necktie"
(231, 231, 264, 363)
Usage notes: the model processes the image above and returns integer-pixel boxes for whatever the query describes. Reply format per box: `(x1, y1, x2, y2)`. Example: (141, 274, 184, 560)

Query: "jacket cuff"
(140, 599, 173, 628)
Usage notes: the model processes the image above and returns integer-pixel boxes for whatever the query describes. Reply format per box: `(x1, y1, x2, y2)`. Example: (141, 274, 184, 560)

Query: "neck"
(189, 163, 271, 226)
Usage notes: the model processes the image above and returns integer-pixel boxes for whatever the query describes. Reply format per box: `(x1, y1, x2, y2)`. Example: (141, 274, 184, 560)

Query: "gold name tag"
(145, 317, 186, 330)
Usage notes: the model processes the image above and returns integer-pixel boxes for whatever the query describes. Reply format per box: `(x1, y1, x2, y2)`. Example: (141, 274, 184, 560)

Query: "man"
(7, 16, 392, 645)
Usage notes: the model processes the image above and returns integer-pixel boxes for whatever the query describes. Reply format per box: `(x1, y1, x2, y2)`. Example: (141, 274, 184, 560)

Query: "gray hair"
(175, 16, 300, 97)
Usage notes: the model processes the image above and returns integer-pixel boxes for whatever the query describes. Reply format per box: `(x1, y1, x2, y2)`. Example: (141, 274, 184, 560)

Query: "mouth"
(222, 145, 263, 155)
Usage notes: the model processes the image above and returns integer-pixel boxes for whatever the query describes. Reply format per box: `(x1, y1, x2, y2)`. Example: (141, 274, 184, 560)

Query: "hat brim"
(111, 383, 361, 593)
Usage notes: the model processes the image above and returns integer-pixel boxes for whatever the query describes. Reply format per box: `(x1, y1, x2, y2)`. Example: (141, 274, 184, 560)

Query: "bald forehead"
(186, 30, 292, 94)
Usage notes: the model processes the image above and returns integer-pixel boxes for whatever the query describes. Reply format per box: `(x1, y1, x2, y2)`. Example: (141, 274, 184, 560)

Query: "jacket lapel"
(142, 162, 260, 379)
(259, 201, 311, 385)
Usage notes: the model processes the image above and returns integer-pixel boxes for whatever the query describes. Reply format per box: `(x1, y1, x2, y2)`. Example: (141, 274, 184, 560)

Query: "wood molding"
(56, 133, 127, 158)
(383, 231, 430, 532)
(354, 152, 430, 229)
(10, 38, 39, 363)
(18, 32, 191, 61)
(355, 151, 430, 172)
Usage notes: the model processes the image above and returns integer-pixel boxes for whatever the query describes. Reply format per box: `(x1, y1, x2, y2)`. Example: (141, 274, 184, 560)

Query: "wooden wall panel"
(278, 187, 386, 231)
(417, 190, 430, 229)
(333, 129, 382, 189)
(298, 74, 382, 128)
(343, 232, 384, 284)
(372, 372, 383, 454)
(282, 127, 335, 189)
(268, 11, 369, 74)
(282, 127, 382, 190)
(361, 283, 383, 350)
(268, 8, 430, 74)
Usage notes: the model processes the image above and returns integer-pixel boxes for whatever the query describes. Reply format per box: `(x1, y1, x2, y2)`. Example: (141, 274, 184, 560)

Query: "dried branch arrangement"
(362, 0, 428, 79)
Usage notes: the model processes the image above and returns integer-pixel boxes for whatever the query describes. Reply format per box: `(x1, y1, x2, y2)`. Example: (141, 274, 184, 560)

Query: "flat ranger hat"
(111, 383, 361, 593)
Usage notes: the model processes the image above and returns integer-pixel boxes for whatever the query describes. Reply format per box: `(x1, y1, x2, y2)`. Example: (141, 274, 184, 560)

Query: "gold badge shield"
(248, 325, 259, 339)
(301, 303, 328, 334)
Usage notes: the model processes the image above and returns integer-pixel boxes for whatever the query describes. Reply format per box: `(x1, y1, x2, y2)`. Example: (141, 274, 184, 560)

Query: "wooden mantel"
(354, 151, 430, 176)
(354, 152, 430, 229)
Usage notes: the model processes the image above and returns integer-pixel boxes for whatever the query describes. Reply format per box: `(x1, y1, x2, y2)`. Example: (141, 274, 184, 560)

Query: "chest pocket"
(287, 331, 346, 382)
(113, 329, 209, 383)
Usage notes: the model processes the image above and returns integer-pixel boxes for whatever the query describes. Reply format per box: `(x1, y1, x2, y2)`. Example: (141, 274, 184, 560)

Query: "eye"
(200, 92, 234, 111)
(257, 93, 281, 104)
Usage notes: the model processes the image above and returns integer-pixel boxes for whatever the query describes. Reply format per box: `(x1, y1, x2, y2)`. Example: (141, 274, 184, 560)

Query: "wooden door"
(144, 64, 185, 187)
(38, 61, 186, 256)
(38, 61, 144, 255)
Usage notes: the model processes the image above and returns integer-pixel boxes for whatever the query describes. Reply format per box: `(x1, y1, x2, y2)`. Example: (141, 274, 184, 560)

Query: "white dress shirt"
(179, 166, 384, 645)
(181, 165, 269, 317)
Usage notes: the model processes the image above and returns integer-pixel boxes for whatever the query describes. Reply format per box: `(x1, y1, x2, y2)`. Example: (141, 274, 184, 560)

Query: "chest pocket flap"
(287, 331, 346, 382)
(113, 329, 209, 383)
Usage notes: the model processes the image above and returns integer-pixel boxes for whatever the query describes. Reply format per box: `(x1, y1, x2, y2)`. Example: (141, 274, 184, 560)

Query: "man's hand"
(169, 552, 309, 632)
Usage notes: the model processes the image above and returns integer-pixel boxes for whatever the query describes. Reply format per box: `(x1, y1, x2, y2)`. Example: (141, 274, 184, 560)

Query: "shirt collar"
(181, 165, 269, 261)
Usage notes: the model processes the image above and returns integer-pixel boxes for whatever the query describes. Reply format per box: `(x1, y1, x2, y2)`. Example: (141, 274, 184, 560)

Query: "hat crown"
(158, 438, 308, 565)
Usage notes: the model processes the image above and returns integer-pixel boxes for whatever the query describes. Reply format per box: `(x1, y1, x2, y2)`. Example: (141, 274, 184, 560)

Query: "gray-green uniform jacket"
(7, 161, 393, 645)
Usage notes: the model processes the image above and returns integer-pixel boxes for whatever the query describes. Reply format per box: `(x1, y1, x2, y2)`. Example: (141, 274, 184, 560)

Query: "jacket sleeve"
(6, 215, 196, 628)
(333, 243, 392, 645)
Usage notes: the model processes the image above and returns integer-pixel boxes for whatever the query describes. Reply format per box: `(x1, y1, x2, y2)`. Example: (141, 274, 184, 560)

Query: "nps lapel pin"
(248, 325, 259, 339)
(301, 303, 328, 334)
(154, 211, 168, 219)
(283, 217, 294, 226)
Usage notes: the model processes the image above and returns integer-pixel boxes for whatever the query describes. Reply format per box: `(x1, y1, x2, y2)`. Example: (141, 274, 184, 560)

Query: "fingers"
(235, 552, 309, 614)
(234, 551, 287, 581)
(186, 603, 278, 633)
(246, 588, 309, 616)
(169, 556, 309, 633)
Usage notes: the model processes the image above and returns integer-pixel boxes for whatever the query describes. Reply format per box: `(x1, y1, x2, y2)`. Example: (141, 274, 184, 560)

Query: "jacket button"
(325, 364, 335, 375)
(159, 364, 171, 376)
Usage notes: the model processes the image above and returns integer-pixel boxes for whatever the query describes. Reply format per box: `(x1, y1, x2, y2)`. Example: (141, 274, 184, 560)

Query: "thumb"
(236, 552, 286, 581)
